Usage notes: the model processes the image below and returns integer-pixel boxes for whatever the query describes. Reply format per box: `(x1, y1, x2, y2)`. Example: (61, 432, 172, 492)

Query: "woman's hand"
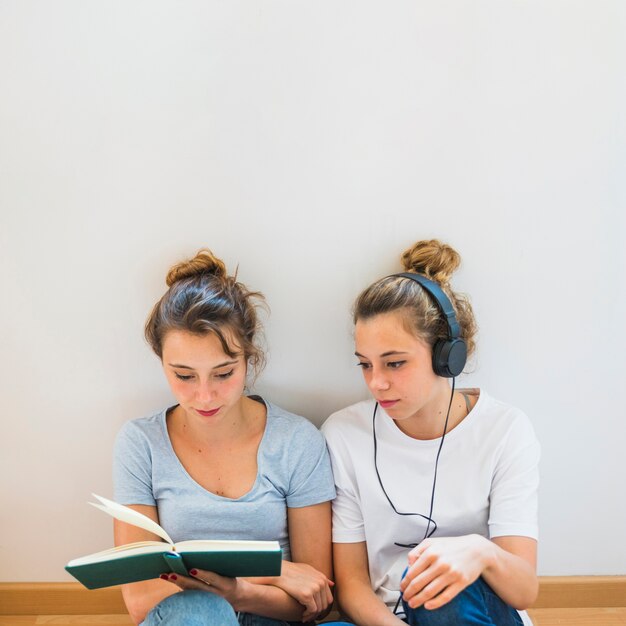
(399, 535, 493, 610)
(163, 564, 332, 622)
(161, 568, 249, 608)
(270, 561, 334, 622)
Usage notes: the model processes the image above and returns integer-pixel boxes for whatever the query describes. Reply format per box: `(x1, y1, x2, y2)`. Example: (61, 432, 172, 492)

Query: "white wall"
(1, 1, 624, 581)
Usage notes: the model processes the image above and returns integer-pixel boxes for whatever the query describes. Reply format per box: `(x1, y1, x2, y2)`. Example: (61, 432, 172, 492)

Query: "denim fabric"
(237, 613, 301, 626)
(402, 577, 523, 626)
(140, 591, 238, 626)
(140, 590, 305, 626)
(324, 578, 523, 626)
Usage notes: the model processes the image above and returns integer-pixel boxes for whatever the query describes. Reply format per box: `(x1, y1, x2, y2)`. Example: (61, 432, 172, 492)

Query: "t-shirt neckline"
(379, 388, 484, 446)
(158, 398, 271, 501)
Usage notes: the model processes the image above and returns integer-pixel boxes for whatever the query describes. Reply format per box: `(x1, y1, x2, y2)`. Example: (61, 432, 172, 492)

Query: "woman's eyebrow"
(354, 351, 409, 358)
(211, 360, 238, 369)
(167, 360, 238, 370)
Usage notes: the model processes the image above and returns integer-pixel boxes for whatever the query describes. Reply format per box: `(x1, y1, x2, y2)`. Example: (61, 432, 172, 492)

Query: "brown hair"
(145, 249, 266, 379)
(354, 239, 477, 361)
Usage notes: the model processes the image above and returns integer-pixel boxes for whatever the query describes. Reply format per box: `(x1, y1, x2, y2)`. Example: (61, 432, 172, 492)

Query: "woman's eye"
(356, 362, 371, 370)
(215, 370, 234, 380)
(174, 373, 194, 381)
(387, 361, 406, 369)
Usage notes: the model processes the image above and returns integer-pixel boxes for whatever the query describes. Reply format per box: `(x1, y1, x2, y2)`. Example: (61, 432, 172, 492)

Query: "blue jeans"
(325, 577, 523, 626)
(141, 590, 302, 626)
(402, 577, 523, 626)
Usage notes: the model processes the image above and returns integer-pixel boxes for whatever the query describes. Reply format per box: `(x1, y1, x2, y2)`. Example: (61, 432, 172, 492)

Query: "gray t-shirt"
(113, 398, 336, 560)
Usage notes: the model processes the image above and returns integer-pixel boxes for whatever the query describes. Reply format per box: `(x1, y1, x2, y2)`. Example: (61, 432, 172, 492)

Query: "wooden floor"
(1, 609, 626, 625)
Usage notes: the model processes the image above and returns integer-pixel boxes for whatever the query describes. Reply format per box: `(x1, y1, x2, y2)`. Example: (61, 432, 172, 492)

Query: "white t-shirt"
(321, 388, 539, 621)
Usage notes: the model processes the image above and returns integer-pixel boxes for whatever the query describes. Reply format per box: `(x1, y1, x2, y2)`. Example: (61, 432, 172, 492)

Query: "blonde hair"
(354, 239, 477, 362)
(145, 249, 266, 379)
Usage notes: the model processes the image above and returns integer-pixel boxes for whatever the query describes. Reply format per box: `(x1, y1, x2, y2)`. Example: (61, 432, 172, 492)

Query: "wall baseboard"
(534, 576, 626, 609)
(0, 583, 126, 615)
(0, 577, 624, 615)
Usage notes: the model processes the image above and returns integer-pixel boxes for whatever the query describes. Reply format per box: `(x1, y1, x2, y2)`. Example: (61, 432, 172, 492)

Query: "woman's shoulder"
(321, 398, 376, 436)
(476, 390, 531, 420)
(259, 398, 334, 473)
(115, 407, 169, 445)
(471, 390, 538, 442)
(260, 398, 323, 440)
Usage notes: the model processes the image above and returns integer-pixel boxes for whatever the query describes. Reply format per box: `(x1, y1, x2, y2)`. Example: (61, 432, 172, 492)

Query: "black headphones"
(392, 272, 467, 378)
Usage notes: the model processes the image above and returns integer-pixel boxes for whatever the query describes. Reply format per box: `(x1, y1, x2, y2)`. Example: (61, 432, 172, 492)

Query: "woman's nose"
(196, 382, 215, 403)
(369, 368, 391, 391)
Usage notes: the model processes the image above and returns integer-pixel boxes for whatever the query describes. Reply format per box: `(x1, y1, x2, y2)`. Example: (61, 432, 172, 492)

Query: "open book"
(65, 495, 282, 589)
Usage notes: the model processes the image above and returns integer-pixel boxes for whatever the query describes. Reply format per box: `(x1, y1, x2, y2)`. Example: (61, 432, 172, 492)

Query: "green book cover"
(65, 496, 282, 590)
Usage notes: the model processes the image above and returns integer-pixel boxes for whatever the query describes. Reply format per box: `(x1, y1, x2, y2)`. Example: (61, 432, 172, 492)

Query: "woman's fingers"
(302, 608, 317, 622)
(321, 576, 334, 603)
(315, 587, 324, 613)
(189, 569, 237, 592)
(313, 578, 332, 612)
(257, 560, 333, 619)
(400, 554, 440, 597)
(301, 580, 331, 620)
(407, 541, 428, 565)
(400, 550, 434, 592)
(325, 580, 334, 605)
(160, 573, 211, 592)
(423, 581, 466, 610)
(404, 571, 451, 608)
(158, 569, 233, 595)
(302, 588, 320, 616)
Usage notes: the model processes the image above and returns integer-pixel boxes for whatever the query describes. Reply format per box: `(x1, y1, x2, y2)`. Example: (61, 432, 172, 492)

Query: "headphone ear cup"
(432, 338, 467, 378)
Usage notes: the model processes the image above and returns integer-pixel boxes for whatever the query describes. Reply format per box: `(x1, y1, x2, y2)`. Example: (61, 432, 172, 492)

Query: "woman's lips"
(378, 400, 399, 409)
(196, 407, 220, 417)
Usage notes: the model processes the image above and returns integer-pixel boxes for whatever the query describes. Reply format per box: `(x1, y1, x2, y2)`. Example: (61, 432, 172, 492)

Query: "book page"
(176, 539, 281, 552)
(67, 541, 172, 567)
(90, 494, 174, 545)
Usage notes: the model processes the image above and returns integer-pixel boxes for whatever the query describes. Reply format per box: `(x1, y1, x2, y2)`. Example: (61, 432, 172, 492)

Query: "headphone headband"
(391, 272, 467, 377)
(392, 273, 461, 339)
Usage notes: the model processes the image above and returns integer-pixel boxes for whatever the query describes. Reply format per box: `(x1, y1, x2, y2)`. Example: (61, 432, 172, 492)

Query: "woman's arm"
(283, 501, 334, 620)
(168, 502, 334, 622)
(334, 542, 406, 626)
(400, 534, 538, 611)
(113, 505, 178, 625)
(116, 507, 311, 623)
(241, 501, 334, 621)
(483, 535, 538, 608)
(166, 570, 313, 620)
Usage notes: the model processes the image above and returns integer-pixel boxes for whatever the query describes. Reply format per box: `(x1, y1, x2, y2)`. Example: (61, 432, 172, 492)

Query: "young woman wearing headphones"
(321, 239, 540, 626)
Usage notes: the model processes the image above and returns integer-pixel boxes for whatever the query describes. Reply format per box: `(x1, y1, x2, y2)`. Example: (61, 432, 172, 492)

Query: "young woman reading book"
(321, 239, 540, 626)
(113, 250, 335, 626)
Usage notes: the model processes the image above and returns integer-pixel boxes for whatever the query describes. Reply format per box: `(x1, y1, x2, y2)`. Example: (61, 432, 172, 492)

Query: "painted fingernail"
(169, 574, 177, 581)
(160, 574, 169, 580)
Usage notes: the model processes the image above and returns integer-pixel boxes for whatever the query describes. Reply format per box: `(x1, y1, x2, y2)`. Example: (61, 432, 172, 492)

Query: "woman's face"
(161, 329, 247, 423)
(354, 311, 446, 423)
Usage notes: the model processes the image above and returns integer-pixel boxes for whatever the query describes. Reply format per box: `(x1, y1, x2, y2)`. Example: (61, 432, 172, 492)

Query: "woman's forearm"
(122, 580, 178, 625)
(232, 580, 305, 621)
(124, 578, 306, 624)
(481, 538, 539, 609)
(336, 576, 405, 626)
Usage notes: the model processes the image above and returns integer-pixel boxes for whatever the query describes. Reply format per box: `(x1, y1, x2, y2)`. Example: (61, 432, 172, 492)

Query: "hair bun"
(165, 249, 227, 287)
(400, 239, 461, 285)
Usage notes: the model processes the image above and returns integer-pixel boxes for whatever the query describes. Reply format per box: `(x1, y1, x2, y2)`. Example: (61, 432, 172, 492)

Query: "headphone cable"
(373, 379, 456, 614)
